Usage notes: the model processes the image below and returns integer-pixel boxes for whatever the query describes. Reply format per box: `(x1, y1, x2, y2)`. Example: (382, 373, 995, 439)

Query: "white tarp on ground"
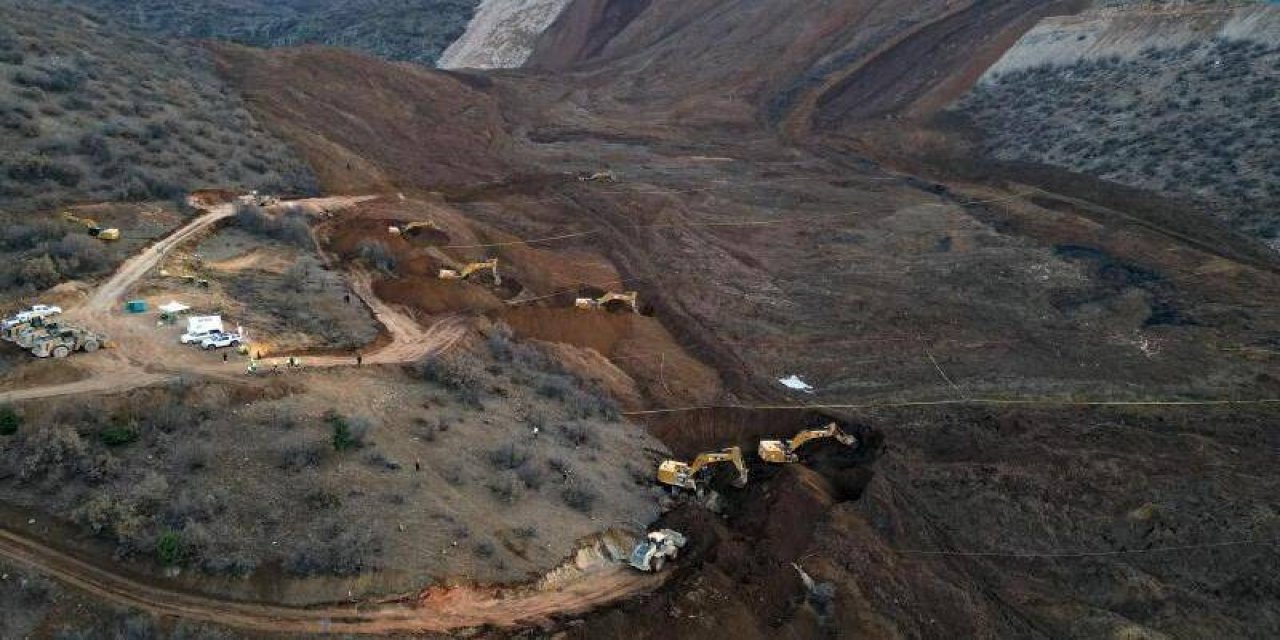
(158, 301, 190, 314)
(778, 375, 814, 393)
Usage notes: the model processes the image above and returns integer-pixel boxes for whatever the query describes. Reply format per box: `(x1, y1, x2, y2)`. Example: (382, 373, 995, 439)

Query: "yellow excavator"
(658, 446, 749, 491)
(62, 212, 119, 241)
(757, 423, 858, 464)
(575, 291, 639, 313)
(438, 258, 501, 285)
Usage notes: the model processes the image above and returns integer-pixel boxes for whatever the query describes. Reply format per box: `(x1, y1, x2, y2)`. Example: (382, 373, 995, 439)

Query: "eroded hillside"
(954, 4, 1280, 248)
(1, 0, 1278, 638)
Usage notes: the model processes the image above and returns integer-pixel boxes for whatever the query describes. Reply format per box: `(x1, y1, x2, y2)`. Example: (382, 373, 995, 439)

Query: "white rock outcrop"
(438, 0, 575, 69)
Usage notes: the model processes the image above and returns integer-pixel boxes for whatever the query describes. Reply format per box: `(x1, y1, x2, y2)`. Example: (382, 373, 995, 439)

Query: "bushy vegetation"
(233, 204, 313, 248)
(0, 405, 21, 435)
(0, 209, 118, 295)
(0, 383, 386, 579)
(0, 2, 315, 215)
(63, 0, 482, 67)
(223, 252, 379, 351)
(956, 38, 1280, 244)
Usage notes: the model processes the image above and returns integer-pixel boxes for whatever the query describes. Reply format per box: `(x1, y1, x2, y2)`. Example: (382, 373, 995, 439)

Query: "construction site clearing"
(0, 188, 876, 628)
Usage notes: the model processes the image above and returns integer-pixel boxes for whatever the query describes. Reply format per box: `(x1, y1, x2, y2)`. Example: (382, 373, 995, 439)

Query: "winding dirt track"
(291, 270, 469, 367)
(1, 196, 462, 403)
(0, 196, 664, 632)
(87, 203, 237, 312)
(0, 529, 662, 634)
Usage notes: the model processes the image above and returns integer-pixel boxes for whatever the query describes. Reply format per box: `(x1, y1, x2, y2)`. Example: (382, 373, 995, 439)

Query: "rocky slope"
(438, 0, 576, 69)
(953, 3, 1280, 248)
(213, 1, 1280, 635)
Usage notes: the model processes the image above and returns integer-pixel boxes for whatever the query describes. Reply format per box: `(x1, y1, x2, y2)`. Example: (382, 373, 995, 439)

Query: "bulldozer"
(13, 323, 63, 349)
(758, 422, 858, 464)
(575, 291, 639, 314)
(30, 327, 109, 358)
(438, 258, 501, 285)
(62, 212, 120, 241)
(629, 529, 686, 572)
(658, 446, 749, 491)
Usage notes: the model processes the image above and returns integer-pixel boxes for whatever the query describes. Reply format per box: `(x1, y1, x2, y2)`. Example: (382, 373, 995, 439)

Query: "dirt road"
(0, 528, 663, 634)
(86, 203, 236, 312)
(0, 357, 167, 404)
(290, 270, 469, 367)
(88, 195, 379, 313)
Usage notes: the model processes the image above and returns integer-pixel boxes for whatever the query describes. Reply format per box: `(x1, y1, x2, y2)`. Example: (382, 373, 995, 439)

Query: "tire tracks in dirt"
(1, 195, 667, 633)
(87, 203, 237, 312)
(288, 270, 469, 367)
(0, 528, 663, 634)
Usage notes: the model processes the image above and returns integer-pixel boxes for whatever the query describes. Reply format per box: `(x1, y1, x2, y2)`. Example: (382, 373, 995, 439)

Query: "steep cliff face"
(437, 0, 576, 68)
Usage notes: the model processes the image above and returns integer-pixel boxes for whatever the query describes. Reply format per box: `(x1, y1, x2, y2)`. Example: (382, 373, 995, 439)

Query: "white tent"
(158, 301, 191, 314)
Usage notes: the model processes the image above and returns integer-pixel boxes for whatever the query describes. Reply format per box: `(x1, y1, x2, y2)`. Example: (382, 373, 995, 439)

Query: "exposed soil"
(208, 4, 1280, 636)
(4, 0, 1280, 637)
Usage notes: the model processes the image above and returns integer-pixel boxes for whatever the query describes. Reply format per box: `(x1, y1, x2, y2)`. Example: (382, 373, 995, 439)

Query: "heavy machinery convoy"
(2, 305, 110, 358)
(656, 424, 859, 491)
(641, 424, 859, 572)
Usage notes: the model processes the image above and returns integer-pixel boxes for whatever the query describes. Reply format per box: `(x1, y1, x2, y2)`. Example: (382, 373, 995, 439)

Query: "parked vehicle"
(181, 315, 226, 344)
(181, 329, 223, 344)
(3, 304, 62, 329)
(201, 333, 242, 350)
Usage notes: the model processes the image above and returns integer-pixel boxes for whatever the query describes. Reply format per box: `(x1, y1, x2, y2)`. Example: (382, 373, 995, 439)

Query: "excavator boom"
(658, 446, 748, 490)
(758, 422, 857, 463)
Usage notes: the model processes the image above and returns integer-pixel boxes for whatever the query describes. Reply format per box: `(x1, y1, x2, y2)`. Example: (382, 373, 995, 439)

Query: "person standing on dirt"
(344, 293, 351, 305)
(222, 352, 228, 363)
(356, 354, 363, 366)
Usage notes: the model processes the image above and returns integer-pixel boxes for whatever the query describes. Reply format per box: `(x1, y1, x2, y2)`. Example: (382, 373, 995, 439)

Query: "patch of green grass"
(156, 530, 183, 566)
(99, 424, 138, 447)
(0, 405, 20, 435)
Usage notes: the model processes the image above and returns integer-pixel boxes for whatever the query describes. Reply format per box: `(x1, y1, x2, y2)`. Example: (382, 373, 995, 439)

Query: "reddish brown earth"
(99, 1, 1280, 637)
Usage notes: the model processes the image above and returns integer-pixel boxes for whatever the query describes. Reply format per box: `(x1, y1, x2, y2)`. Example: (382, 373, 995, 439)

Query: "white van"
(180, 315, 224, 344)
